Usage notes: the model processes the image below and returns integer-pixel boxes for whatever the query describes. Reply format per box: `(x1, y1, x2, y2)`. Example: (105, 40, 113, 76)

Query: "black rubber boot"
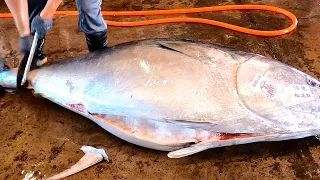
(85, 30, 108, 52)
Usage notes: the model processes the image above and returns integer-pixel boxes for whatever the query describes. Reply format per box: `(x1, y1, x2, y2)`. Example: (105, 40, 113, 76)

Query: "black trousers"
(27, 0, 108, 52)
(27, 0, 107, 34)
(27, 0, 47, 26)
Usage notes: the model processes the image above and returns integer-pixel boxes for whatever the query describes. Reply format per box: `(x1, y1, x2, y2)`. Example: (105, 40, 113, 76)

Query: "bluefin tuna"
(1, 39, 320, 160)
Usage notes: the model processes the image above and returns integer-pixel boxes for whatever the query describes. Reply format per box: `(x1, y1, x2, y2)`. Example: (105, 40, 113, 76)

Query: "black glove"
(31, 14, 53, 39)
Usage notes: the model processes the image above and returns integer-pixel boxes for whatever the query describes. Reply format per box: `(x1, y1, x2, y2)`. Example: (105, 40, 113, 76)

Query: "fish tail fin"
(0, 57, 20, 94)
(0, 57, 11, 95)
(0, 57, 10, 72)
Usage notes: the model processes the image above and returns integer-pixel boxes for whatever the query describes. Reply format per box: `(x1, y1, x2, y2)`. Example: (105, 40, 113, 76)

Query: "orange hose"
(0, 5, 297, 36)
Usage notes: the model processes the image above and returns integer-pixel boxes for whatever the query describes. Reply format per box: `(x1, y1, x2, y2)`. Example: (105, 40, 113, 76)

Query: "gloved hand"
(20, 35, 34, 53)
(31, 14, 53, 39)
(19, 34, 47, 68)
(19, 13, 53, 53)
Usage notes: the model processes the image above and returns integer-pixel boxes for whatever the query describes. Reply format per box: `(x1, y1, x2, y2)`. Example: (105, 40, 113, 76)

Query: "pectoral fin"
(168, 133, 281, 158)
(167, 143, 211, 158)
(156, 40, 208, 60)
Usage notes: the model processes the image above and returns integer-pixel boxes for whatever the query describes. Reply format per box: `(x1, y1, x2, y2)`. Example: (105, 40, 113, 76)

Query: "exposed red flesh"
(66, 103, 87, 114)
(218, 133, 271, 140)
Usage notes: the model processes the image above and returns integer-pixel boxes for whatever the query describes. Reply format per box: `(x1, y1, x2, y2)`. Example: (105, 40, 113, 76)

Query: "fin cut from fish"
(22, 171, 37, 180)
(43, 145, 108, 180)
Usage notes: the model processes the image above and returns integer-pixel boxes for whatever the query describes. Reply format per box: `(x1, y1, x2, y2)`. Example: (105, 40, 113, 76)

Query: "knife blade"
(16, 32, 39, 88)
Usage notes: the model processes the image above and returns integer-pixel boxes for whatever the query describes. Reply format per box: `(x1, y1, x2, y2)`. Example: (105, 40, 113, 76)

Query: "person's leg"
(75, 0, 108, 52)
(27, 0, 48, 67)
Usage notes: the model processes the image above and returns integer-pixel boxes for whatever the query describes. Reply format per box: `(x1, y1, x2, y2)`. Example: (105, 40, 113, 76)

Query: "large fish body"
(1, 39, 320, 158)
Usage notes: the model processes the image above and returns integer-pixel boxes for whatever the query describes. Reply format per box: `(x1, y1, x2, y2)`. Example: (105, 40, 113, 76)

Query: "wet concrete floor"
(0, 0, 320, 179)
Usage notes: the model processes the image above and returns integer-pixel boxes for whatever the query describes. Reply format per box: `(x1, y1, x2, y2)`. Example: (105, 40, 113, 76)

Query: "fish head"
(236, 54, 320, 133)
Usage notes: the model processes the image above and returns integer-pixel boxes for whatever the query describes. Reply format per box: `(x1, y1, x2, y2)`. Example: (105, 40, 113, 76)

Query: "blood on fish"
(66, 103, 87, 114)
(218, 133, 264, 140)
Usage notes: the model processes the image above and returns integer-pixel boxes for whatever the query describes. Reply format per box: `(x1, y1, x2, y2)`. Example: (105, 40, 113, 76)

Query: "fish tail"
(0, 57, 17, 94)
(0, 57, 10, 72)
(0, 57, 9, 94)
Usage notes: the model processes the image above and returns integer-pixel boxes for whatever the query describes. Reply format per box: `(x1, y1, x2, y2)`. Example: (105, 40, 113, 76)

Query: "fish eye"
(306, 76, 320, 87)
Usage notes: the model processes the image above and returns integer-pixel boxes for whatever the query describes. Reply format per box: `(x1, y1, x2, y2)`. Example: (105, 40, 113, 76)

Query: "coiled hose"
(0, 5, 297, 37)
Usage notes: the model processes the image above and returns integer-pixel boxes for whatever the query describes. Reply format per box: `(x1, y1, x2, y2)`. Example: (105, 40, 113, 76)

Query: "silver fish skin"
(1, 38, 320, 158)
